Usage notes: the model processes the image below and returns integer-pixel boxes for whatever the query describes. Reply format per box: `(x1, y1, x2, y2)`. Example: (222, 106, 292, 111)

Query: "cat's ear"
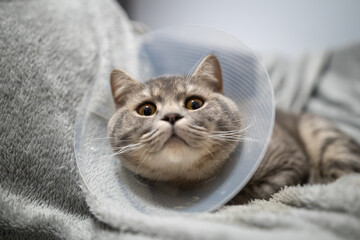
(191, 54, 223, 94)
(110, 69, 141, 106)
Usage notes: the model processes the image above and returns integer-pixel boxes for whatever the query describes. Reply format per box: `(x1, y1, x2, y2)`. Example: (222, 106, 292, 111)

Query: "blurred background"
(118, 0, 360, 56)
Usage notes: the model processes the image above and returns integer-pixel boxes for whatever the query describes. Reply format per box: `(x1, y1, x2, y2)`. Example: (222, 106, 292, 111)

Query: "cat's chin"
(126, 144, 208, 181)
(158, 143, 201, 164)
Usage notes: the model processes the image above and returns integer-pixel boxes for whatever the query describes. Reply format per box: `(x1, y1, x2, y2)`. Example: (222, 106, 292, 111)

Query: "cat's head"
(108, 55, 241, 182)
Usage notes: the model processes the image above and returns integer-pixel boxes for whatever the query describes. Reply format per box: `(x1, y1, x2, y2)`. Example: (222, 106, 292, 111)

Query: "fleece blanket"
(1, 0, 359, 239)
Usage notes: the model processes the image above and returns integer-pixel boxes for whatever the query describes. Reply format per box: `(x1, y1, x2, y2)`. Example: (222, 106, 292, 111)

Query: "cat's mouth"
(164, 133, 189, 147)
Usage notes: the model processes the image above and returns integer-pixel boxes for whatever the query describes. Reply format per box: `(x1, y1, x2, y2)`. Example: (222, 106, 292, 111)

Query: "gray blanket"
(1, 0, 359, 239)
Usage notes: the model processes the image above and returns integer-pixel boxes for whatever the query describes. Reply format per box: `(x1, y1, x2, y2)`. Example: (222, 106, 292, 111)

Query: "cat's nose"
(162, 113, 183, 125)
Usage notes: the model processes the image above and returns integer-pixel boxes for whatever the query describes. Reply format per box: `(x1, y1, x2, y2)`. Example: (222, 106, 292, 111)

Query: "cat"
(108, 54, 360, 204)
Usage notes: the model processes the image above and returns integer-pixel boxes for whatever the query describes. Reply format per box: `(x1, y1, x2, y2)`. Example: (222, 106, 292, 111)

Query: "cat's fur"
(108, 55, 241, 182)
(108, 55, 360, 204)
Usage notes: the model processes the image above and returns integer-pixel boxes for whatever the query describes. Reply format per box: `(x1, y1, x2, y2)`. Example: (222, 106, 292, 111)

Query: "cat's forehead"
(138, 76, 188, 101)
(148, 75, 187, 93)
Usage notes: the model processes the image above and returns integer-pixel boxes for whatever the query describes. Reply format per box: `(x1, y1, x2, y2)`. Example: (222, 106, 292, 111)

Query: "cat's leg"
(230, 123, 310, 205)
(298, 113, 360, 183)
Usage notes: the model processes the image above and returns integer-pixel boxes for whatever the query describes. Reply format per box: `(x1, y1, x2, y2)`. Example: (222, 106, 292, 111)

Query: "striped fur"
(231, 110, 360, 204)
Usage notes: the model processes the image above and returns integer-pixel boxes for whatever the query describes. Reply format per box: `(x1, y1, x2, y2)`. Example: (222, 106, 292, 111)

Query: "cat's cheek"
(189, 104, 220, 132)
(187, 114, 212, 132)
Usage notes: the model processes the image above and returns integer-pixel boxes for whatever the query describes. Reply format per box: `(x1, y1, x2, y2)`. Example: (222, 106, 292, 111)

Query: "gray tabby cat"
(108, 55, 360, 204)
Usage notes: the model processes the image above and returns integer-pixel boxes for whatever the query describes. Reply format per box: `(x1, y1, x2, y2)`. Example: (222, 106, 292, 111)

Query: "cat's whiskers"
(201, 141, 215, 159)
(209, 131, 246, 137)
(87, 137, 132, 143)
(206, 138, 233, 152)
(209, 117, 256, 141)
(184, 126, 207, 139)
(140, 129, 159, 142)
(208, 134, 258, 143)
(188, 124, 208, 133)
(97, 142, 144, 160)
(140, 134, 160, 147)
(140, 129, 166, 153)
(208, 128, 250, 142)
(210, 137, 247, 142)
(208, 133, 245, 140)
(136, 144, 152, 172)
(113, 143, 143, 155)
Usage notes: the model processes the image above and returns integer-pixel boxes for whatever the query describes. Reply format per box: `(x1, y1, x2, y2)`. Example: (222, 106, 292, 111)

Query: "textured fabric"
(1, 0, 360, 239)
(262, 45, 360, 143)
(0, 0, 142, 238)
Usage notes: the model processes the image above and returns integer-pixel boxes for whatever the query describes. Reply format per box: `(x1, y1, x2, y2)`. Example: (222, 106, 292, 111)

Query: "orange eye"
(138, 103, 156, 116)
(185, 97, 204, 110)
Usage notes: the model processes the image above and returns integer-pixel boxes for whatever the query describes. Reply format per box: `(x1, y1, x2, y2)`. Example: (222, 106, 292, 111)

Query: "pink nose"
(162, 113, 183, 125)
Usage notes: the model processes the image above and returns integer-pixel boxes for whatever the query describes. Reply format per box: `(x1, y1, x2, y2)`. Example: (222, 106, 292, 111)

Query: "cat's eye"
(185, 97, 204, 110)
(138, 103, 156, 116)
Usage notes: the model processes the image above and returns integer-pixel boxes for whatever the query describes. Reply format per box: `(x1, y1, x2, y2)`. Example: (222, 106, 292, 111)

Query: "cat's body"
(108, 55, 360, 204)
(232, 109, 360, 204)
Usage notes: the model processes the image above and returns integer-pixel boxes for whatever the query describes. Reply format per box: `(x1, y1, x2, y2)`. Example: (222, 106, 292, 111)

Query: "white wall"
(127, 0, 360, 56)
